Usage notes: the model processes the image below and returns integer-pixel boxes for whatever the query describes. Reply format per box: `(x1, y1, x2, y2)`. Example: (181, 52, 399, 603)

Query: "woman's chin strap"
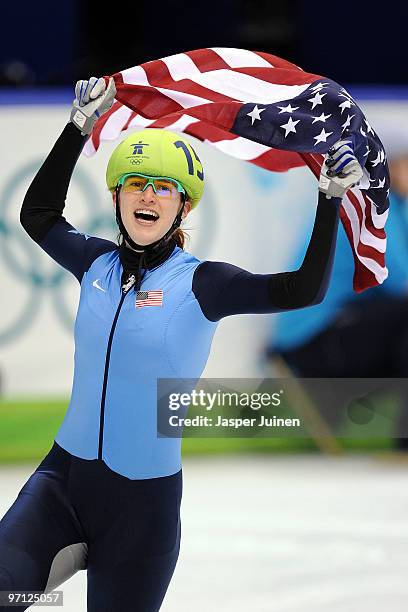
(115, 186, 185, 253)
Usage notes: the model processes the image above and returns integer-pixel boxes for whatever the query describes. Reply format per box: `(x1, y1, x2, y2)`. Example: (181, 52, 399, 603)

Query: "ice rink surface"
(0, 454, 407, 611)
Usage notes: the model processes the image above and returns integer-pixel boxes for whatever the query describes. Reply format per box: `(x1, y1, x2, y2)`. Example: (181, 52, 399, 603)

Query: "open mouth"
(133, 209, 160, 225)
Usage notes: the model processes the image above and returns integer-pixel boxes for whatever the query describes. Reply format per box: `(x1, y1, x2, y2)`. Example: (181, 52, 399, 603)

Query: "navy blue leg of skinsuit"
(0, 443, 182, 612)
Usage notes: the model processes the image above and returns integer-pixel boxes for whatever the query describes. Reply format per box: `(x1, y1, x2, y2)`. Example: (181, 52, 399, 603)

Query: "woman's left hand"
(318, 139, 364, 198)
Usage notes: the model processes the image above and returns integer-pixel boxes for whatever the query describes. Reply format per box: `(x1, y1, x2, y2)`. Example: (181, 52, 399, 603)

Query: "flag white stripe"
(83, 137, 96, 157)
(206, 136, 270, 159)
(83, 105, 136, 155)
(369, 196, 389, 229)
(162, 115, 201, 131)
(155, 86, 211, 109)
(351, 189, 387, 252)
(121, 66, 150, 86)
(342, 194, 388, 281)
(211, 47, 273, 68)
(162, 53, 203, 81)
(101, 105, 134, 139)
(128, 115, 156, 129)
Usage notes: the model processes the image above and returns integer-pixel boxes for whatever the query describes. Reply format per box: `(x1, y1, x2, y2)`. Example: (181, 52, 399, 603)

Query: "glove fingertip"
(90, 77, 105, 100)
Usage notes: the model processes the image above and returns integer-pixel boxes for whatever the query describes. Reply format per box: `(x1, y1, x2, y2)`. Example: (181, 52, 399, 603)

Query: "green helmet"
(106, 128, 205, 208)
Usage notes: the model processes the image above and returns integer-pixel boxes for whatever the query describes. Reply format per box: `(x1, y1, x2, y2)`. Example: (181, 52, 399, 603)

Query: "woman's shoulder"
(172, 246, 203, 267)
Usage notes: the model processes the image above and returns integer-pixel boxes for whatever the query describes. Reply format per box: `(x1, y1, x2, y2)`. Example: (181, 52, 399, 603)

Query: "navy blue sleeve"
(192, 192, 341, 322)
(38, 219, 117, 283)
(20, 122, 117, 283)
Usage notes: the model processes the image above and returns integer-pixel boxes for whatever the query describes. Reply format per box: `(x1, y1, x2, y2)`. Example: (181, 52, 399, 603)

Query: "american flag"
(136, 290, 163, 308)
(84, 48, 390, 293)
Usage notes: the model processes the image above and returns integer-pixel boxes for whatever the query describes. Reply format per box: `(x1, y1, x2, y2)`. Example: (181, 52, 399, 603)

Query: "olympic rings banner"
(0, 97, 406, 397)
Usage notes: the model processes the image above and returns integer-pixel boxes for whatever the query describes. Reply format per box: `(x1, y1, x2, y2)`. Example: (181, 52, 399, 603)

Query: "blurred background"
(1, 1, 408, 610)
(1, 0, 407, 88)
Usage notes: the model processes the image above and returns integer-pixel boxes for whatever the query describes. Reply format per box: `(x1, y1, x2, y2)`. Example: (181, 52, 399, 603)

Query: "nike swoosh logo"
(92, 279, 105, 292)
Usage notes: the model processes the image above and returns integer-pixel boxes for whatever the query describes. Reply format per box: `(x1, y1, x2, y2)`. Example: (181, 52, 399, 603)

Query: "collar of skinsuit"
(118, 233, 178, 292)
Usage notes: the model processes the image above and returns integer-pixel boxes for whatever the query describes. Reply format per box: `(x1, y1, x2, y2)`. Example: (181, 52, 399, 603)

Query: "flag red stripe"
(115, 83, 184, 118)
(186, 121, 238, 142)
(252, 50, 316, 72)
(185, 48, 236, 72)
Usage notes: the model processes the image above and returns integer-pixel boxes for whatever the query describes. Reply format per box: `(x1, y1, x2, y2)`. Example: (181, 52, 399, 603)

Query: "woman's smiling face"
(112, 180, 191, 247)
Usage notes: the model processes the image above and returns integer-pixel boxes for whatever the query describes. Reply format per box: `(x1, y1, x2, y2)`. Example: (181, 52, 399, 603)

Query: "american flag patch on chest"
(135, 290, 163, 308)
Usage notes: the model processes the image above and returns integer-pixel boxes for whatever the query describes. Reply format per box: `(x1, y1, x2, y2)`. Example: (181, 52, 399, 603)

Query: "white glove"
(318, 139, 364, 199)
(70, 76, 116, 135)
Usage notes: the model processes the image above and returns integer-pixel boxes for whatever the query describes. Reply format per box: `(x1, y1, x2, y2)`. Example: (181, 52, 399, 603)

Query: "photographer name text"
(167, 415, 300, 429)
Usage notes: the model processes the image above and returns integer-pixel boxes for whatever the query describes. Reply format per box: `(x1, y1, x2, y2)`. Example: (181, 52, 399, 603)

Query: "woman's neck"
(118, 236, 177, 273)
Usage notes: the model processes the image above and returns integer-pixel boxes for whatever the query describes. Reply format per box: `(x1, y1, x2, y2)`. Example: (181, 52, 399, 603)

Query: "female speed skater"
(0, 76, 363, 611)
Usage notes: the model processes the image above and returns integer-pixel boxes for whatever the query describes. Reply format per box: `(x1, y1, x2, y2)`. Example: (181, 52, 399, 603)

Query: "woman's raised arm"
(20, 78, 117, 282)
(192, 139, 363, 321)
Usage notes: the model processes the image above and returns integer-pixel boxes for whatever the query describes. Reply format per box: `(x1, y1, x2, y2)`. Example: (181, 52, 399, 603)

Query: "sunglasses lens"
(122, 176, 149, 192)
(154, 179, 178, 198)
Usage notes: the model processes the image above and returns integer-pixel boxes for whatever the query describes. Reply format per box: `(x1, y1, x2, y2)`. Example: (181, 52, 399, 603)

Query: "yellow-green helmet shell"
(106, 129, 205, 208)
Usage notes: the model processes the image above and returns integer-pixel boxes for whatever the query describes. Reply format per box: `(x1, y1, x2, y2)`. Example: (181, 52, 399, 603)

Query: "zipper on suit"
(98, 274, 136, 460)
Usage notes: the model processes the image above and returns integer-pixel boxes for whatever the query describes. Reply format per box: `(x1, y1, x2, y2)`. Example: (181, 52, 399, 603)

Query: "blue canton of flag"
(232, 79, 389, 215)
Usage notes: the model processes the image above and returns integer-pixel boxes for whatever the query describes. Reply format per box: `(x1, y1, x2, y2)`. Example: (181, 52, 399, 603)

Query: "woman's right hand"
(70, 76, 116, 135)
